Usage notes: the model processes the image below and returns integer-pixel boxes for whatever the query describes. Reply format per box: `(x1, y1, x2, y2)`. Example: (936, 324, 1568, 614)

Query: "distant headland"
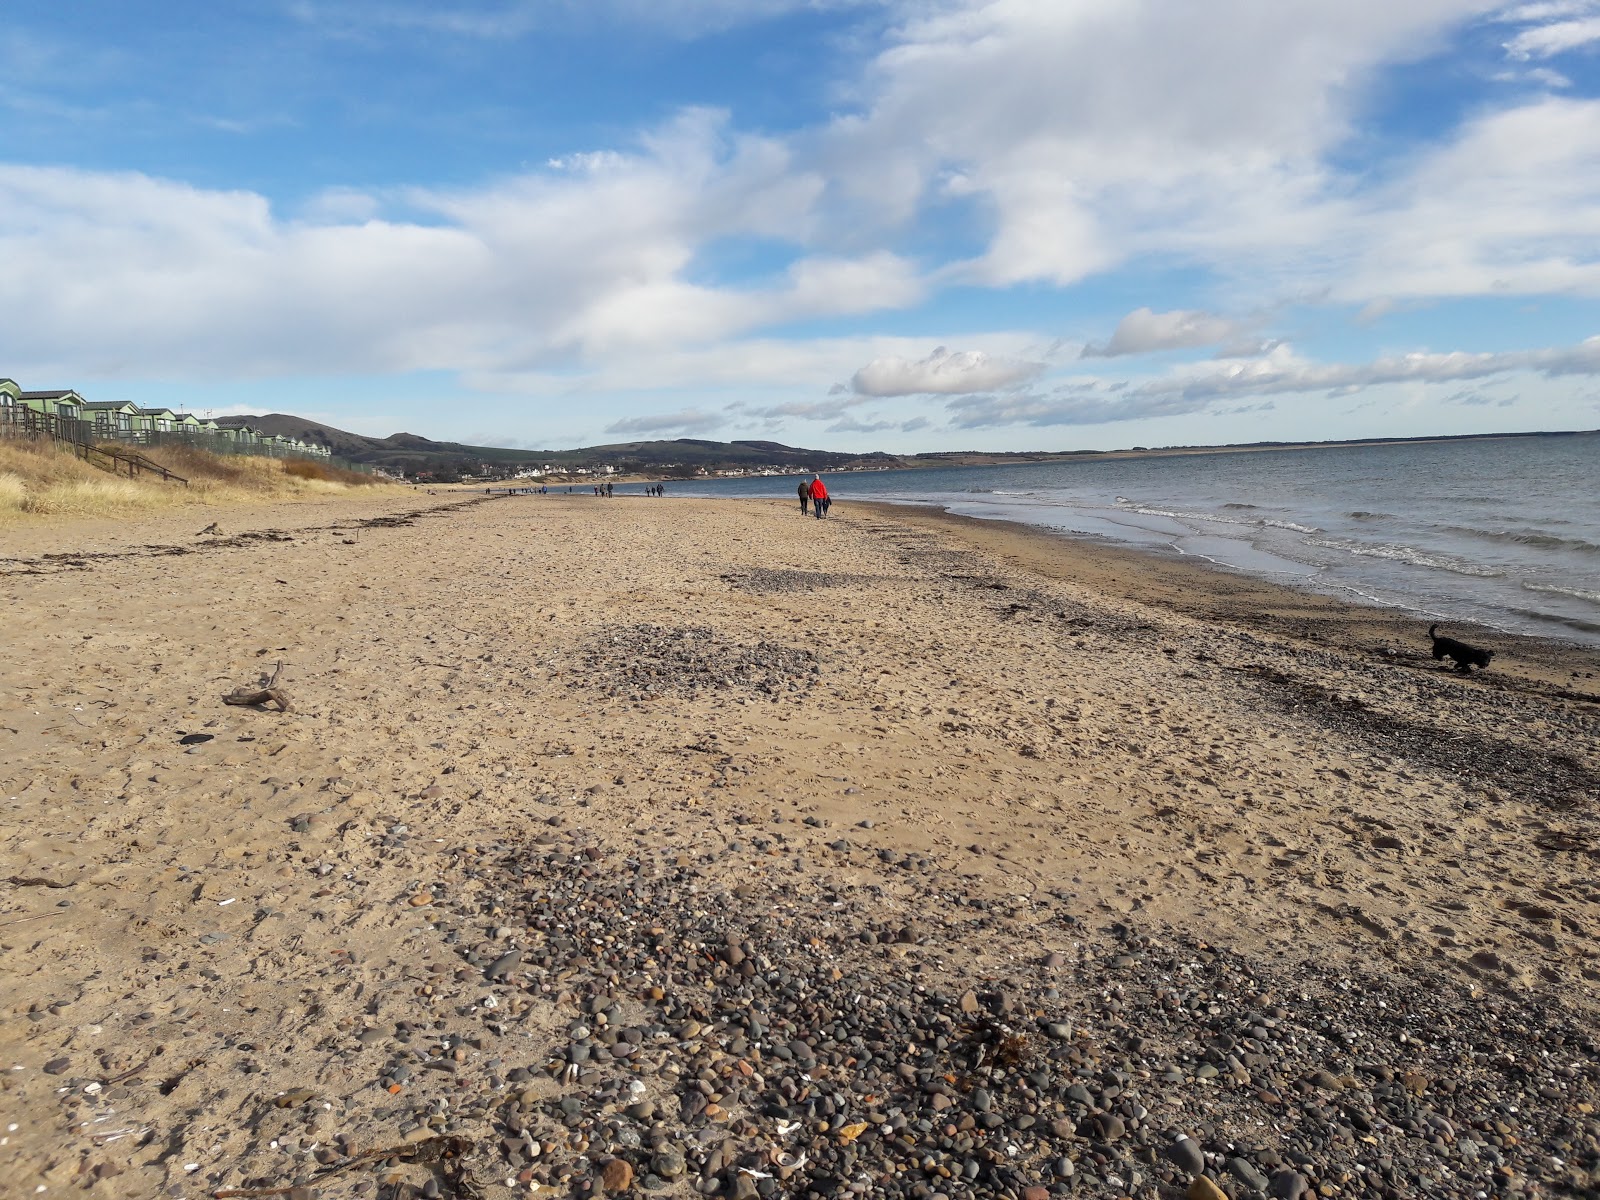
(223, 412, 1598, 482)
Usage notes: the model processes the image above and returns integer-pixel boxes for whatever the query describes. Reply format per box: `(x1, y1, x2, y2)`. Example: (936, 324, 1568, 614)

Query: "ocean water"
(676, 433, 1600, 646)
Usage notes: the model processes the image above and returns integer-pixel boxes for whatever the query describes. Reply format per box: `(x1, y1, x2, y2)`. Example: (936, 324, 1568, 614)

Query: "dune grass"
(0, 437, 397, 519)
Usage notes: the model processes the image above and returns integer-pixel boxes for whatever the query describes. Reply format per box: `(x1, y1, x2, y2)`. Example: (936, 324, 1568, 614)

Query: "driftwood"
(223, 661, 292, 712)
(212, 1134, 475, 1199)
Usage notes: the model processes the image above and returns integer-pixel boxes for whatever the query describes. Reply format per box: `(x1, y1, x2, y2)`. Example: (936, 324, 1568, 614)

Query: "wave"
(1522, 581, 1600, 607)
(1441, 525, 1600, 556)
(1113, 498, 1251, 526)
(1308, 536, 1505, 578)
(1346, 511, 1393, 521)
(1262, 519, 1320, 534)
(1504, 605, 1600, 635)
(1221, 502, 1259, 510)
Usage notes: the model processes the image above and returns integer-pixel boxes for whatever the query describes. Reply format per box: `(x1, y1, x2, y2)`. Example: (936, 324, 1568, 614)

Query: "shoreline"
(3, 493, 1598, 1196)
(854, 499, 1600, 698)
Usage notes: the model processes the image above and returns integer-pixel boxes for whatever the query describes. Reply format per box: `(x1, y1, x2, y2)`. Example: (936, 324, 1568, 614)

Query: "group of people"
(643, 484, 666, 496)
(798, 475, 831, 518)
(592, 482, 614, 496)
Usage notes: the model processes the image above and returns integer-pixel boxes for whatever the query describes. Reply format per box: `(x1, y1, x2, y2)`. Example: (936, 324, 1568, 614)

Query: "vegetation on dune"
(0, 438, 395, 519)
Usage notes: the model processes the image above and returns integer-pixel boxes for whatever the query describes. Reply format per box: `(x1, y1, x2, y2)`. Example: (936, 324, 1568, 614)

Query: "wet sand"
(2, 493, 1597, 1198)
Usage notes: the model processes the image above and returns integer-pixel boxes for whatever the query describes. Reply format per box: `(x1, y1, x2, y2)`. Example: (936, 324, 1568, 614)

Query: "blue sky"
(3, 0, 1599, 453)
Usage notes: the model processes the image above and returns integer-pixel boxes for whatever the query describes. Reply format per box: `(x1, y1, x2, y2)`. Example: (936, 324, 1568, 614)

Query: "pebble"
(600, 1158, 634, 1192)
(180, 816, 1599, 1200)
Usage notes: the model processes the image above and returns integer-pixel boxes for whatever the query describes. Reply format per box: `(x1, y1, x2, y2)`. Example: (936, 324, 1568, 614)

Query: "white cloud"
(1505, 16, 1600, 55)
(0, 109, 922, 381)
(850, 345, 1044, 395)
(1339, 97, 1600, 301)
(1081, 308, 1248, 357)
(829, 0, 1497, 290)
(1498, 0, 1600, 58)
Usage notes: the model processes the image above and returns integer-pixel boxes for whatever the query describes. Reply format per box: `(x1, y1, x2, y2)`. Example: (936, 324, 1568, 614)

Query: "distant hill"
(218, 414, 902, 479)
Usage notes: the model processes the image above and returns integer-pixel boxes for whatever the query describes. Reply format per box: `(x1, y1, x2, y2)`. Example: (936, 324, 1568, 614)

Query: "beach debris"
(197, 522, 222, 536)
(576, 623, 819, 700)
(5, 874, 73, 889)
(223, 660, 292, 712)
(212, 1134, 477, 1199)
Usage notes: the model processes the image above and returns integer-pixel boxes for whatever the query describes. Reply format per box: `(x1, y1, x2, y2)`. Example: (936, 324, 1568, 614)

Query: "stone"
(1023, 1188, 1050, 1200)
(1269, 1170, 1309, 1200)
(42, 1057, 70, 1075)
(959, 990, 980, 1015)
(651, 1149, 686, 1179)
(485, 950, 522, 980)
(1228, 1157, 1270, 1192)
(600, 1158, 634, 1192)
(1188, 1178, 1227, 1200)
(1164, 1136, 1205, 1176)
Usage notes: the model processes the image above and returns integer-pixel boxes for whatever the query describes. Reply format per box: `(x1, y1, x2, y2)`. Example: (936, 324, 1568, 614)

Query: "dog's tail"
(1428, 623, 1439, 639)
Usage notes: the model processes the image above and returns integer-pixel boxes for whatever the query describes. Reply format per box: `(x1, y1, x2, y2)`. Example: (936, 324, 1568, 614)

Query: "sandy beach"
(3, 492, 1597, 1200)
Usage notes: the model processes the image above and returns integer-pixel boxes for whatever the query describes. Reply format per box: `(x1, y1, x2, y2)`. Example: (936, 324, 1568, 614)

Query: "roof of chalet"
(83, 400, 140, 410)
(19, 390, 84, 401)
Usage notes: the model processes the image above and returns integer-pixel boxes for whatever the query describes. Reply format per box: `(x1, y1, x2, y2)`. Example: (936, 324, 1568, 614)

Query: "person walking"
(798, 477, 812, 515)
(809, 475, 829, 518)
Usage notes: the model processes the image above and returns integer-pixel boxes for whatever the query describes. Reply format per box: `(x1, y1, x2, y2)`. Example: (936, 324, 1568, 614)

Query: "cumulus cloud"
(603, 408, 724, 436)
(1080, 308, 1248, 357)
(0, 109, 923, 380)
(1333, 97, 1600, 302)
(849, 346, 1043, 396)
(830, 0, 1499, 291)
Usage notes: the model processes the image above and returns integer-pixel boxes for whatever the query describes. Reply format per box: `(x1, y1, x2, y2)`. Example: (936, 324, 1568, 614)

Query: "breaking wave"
(1522, 581, 1600, 607)
(1442, 526, 1600, 556)
(1309, 537, 1505, 578)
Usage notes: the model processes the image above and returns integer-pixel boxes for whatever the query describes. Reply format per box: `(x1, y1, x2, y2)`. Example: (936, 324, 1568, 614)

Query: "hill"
(218, 415, 901, 480)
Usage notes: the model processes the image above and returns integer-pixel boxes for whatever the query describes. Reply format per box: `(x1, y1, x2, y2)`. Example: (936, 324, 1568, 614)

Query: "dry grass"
(0, 437, 397, 520)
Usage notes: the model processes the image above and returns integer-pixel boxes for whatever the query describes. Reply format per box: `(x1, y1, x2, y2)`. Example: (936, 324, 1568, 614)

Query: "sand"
(2, 492, 1598, 1197)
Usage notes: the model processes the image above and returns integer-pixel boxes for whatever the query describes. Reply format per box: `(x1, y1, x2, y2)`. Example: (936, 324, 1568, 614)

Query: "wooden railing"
(72, 441, 188, 486)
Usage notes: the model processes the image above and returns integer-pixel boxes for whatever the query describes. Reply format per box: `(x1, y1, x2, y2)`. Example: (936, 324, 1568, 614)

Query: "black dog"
(1428, 623, 1494, 674)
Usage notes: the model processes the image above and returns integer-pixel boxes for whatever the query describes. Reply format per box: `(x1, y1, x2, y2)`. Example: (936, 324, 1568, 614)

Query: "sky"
(2, 0, 1599, 453)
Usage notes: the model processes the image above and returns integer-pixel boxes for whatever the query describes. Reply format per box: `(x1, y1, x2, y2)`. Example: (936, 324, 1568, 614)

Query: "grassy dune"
(0, 438, 397, 519)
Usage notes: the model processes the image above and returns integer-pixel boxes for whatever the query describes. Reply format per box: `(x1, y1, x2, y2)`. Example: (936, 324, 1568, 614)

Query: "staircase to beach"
(2, 407, 188, 486)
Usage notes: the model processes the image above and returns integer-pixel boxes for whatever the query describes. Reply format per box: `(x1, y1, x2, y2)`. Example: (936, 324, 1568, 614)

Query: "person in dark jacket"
(798, 478, 812, 515)
(809, 475, 830, 518)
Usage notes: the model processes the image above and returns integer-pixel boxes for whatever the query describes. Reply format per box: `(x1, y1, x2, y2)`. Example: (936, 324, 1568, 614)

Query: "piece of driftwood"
(212, 1134, 473, 1199)
(223, 661, 292, 712)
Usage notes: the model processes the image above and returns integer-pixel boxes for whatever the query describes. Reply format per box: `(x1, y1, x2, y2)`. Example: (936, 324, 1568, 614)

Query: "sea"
(675, 432, 1600, 647)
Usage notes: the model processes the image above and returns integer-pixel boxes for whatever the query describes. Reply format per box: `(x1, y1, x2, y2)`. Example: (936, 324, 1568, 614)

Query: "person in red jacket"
(809, 475, 830, 518)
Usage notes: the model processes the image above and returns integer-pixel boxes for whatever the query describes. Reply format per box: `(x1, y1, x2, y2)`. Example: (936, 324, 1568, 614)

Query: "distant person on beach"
(810, 475, 829, 518)
(798, 478, 811, 515)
